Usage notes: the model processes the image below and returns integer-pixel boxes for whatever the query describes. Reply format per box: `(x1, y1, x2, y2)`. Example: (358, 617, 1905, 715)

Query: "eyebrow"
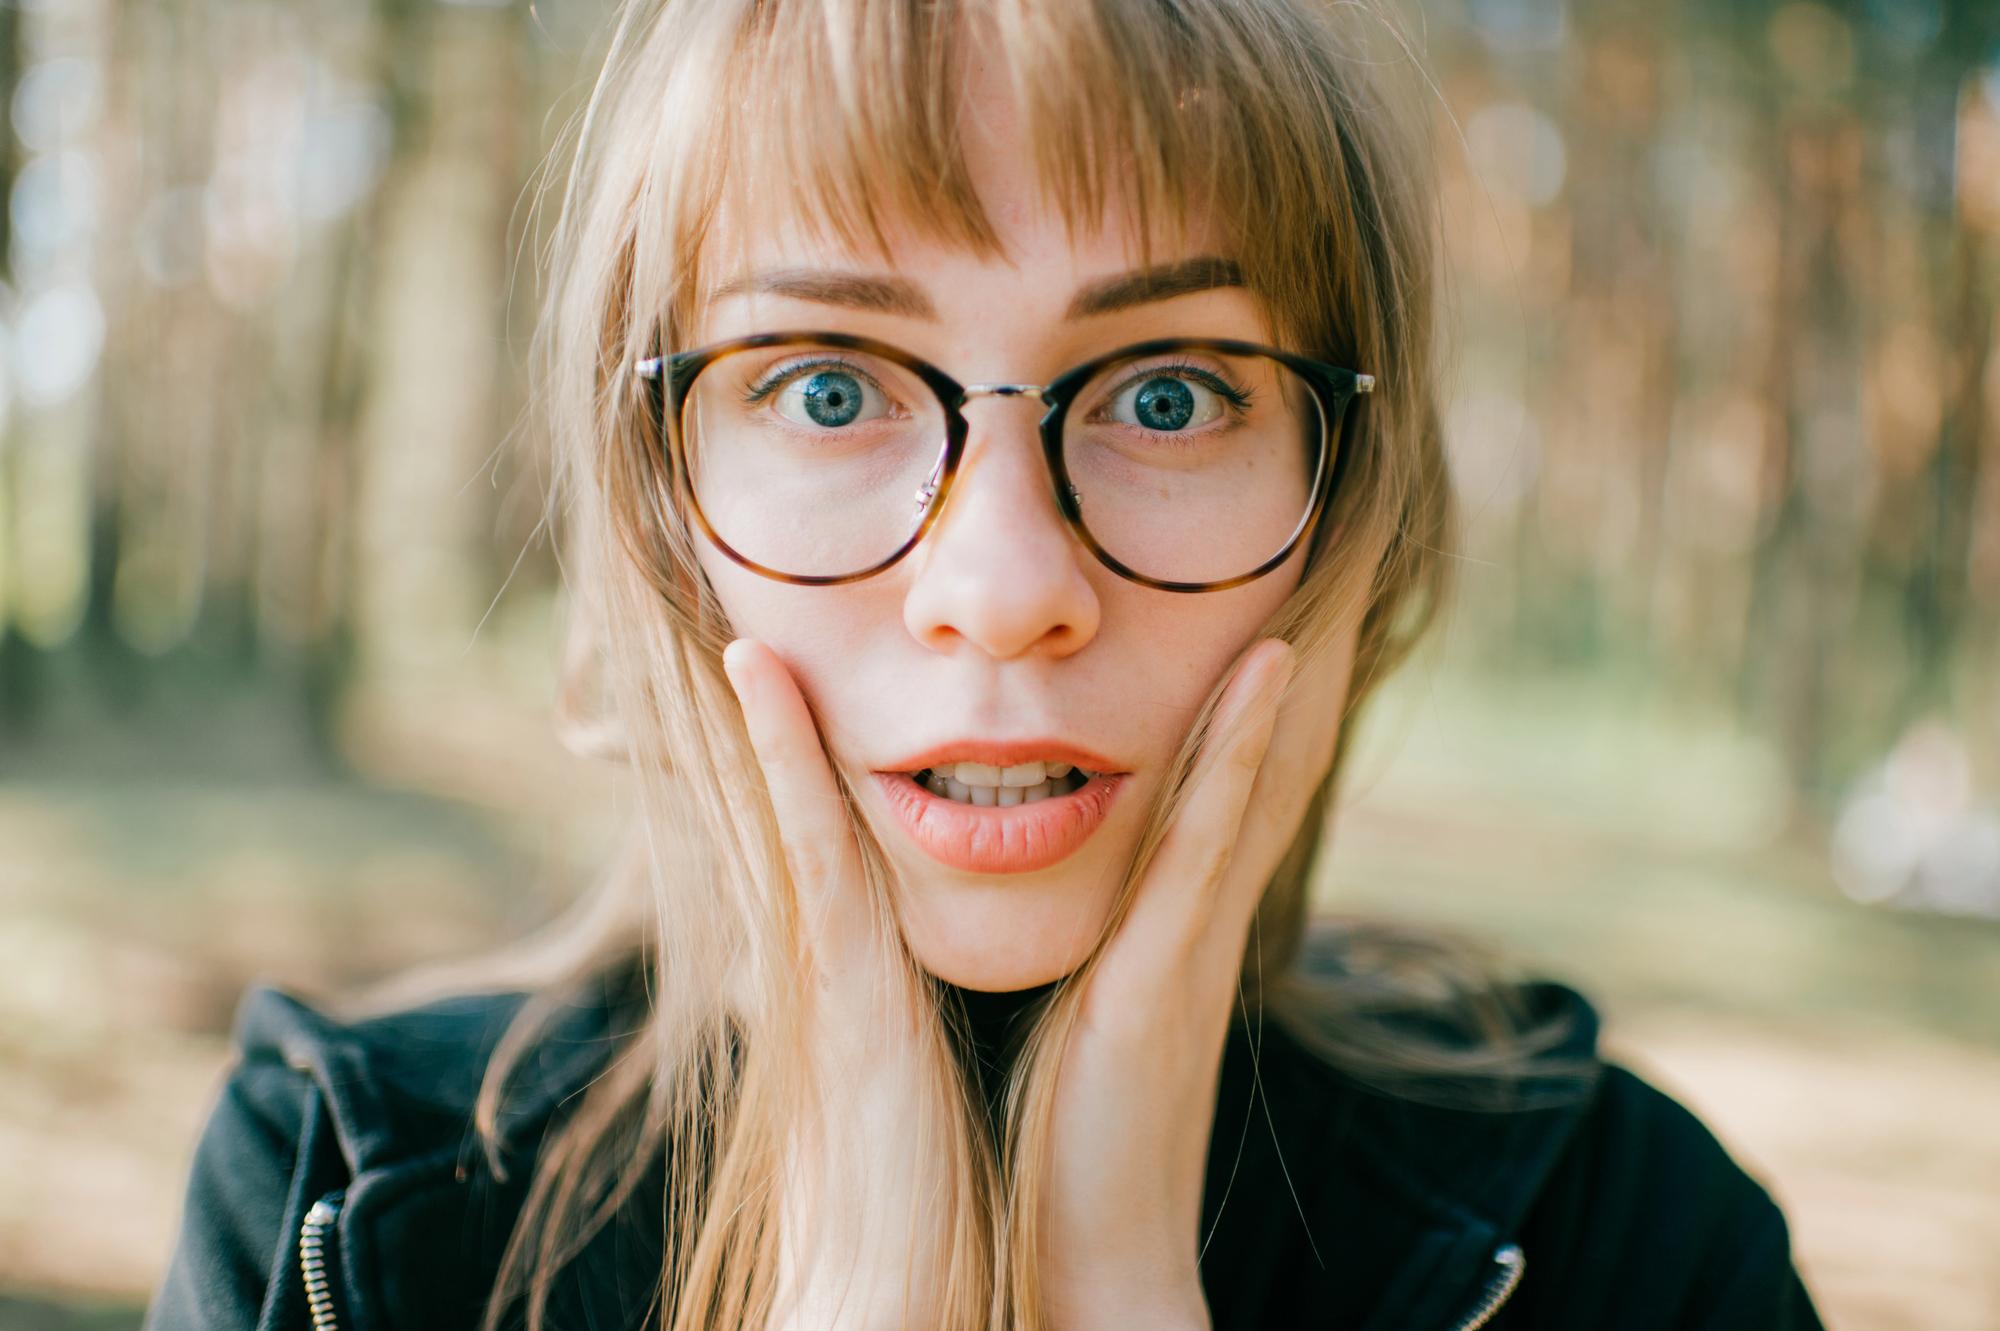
(708, 269, 937, 319)
(708, 254, 1245, 323)
(1066, 256, 1245, 318)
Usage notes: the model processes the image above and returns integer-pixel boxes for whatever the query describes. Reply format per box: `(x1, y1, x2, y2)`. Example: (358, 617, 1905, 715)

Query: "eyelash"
(1099, 361, 1253, 418)
(739, 355, 1251, 422)
(742, 357, 889, 409)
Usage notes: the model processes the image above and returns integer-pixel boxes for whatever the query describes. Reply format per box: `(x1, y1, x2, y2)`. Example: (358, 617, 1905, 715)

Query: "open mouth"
(910, 760, 1096, 807)
(876, 753, 1123, 874)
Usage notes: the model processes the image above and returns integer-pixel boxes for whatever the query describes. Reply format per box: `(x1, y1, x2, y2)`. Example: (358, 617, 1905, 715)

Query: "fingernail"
(722, 641, 756, 703)
(1256, 640, 1293, 687)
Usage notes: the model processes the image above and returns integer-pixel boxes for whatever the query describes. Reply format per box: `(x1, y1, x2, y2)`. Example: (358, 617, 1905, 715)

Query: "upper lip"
(878, 740, 1124, 774)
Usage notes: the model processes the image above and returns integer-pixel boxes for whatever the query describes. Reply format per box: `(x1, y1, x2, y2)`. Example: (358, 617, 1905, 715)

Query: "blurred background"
(0, 0, 1995, 1325)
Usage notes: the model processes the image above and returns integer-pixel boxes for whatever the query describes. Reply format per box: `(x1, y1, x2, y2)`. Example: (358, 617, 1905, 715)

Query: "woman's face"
(692, 77, 1347, 991)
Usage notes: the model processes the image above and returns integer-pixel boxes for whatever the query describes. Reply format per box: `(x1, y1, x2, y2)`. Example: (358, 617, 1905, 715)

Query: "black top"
(944, 977, 1057, 1130)
(144, 971, 1824, 1331)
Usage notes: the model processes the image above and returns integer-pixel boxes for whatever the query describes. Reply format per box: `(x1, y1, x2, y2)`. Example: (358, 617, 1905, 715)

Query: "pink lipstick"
(873, 744, 1124, 874)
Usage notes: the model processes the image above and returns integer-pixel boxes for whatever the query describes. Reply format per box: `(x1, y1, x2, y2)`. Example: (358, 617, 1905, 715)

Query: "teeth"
(919, 767, 1087, 806)
(950, 760, 1072, 787)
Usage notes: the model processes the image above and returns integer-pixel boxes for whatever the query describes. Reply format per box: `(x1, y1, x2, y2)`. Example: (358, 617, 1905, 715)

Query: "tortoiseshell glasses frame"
(635, 331, 1373, 593)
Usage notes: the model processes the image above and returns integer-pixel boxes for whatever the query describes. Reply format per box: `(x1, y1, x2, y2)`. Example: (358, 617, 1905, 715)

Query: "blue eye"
(802, 372, 861, 426)
(773, 367, 887, 429)
(1135, 379, 1194, 430)
(1109, 373, 1228, 432)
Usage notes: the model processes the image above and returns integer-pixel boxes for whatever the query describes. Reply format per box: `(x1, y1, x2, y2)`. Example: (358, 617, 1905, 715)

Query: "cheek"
(698, 544, 908, 712)
(1109, 561, 1304, 697)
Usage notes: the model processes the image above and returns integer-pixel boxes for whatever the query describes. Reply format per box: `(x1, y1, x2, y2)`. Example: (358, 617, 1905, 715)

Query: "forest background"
(1, 0, 1998, 1326)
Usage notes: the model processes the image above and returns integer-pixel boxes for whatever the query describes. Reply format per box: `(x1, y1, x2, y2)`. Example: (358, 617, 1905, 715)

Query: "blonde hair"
(458, 1, 1555, 1327)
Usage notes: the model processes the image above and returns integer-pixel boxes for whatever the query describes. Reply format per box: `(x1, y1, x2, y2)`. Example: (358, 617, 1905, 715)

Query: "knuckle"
(1188, 839, 1236, 893)
(1228, 728, 1270, 774)
(786, 840, 835, 884)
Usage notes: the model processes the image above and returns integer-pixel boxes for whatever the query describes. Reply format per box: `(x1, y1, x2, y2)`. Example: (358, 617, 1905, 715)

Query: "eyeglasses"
(636, 332, 1372, 593)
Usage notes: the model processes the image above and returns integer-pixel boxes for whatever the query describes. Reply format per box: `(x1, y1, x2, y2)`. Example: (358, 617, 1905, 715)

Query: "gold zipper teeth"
(300, 1195, 344, 1331)
(1449, 1244, 1526, 1331)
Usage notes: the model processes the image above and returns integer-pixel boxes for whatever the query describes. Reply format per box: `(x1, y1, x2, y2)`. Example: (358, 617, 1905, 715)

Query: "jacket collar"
(242, 977, 1600, 1331)
(1197, 983, 1601, 1330)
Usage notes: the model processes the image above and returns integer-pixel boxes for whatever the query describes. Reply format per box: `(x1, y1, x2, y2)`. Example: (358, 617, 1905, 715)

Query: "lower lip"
(874, 771, 1125, 875)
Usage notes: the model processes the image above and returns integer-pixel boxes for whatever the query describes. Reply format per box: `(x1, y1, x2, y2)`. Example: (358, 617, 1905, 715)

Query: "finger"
(1223, 627, 1354, 905)
(1115, 638, 1294, 959)
(721, 639, 864, 932)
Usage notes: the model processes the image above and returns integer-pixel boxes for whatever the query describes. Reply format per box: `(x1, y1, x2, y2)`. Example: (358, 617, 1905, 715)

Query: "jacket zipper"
(294, 1187, 1517, 1331)
(299, 1191, 346, 1331)
(1446, 1243, 1525, 1331)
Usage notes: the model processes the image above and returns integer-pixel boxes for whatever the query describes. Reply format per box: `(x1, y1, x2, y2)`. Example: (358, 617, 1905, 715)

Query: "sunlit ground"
(1, 662, 1996, 1327)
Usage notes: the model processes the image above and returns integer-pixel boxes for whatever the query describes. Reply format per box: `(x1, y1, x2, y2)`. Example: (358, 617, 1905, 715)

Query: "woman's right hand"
(723, 639, 947, 1330)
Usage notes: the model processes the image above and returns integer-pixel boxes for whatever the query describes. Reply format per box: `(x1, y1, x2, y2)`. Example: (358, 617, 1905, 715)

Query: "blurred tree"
(0, 0, 1997, 812)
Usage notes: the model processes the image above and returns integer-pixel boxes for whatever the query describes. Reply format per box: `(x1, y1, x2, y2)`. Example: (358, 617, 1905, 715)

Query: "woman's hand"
(724, 639, 947, 1331)
(1038, 637, 1349, 1331)
(727, 633, 1348, 1330)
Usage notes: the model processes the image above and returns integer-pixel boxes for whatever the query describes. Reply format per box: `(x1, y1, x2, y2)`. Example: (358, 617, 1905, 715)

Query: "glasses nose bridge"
(958, 382, 1053, 405)
(932, 381, 1074, 530)
(950, 382, 1058, 460)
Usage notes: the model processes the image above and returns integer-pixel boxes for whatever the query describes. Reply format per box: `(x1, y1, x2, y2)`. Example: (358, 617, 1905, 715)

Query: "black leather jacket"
(145, 979, 1823, 1331)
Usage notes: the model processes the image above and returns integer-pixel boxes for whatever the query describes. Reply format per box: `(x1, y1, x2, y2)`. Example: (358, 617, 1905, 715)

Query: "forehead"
(687, 199, 1258, 369)
(691, 51, 1228, 308)
(689, 200, 1267, 359)
(698, 167, 1219, 296)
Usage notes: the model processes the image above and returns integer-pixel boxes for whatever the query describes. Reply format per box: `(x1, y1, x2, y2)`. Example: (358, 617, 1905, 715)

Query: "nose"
(901, 398, 1101, 660)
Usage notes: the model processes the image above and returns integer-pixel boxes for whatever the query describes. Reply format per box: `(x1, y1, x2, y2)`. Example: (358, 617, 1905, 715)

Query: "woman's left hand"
(1038, 635, 1350, 1331)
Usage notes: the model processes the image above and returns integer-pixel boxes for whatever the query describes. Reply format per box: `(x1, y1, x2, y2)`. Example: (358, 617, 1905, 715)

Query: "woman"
(147, 0, 1823, 1327)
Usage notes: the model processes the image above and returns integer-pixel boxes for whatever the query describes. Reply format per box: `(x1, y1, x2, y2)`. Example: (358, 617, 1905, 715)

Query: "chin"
(895, 872, 1117, 992)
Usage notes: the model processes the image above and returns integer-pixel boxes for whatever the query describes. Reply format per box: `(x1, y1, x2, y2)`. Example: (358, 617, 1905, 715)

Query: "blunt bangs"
(622, 0, 1391, 370)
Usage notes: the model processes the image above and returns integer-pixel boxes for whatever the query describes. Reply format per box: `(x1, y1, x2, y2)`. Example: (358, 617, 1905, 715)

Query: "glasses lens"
(680, 344, 949, 580)
(1060, 349, 1327, 586)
